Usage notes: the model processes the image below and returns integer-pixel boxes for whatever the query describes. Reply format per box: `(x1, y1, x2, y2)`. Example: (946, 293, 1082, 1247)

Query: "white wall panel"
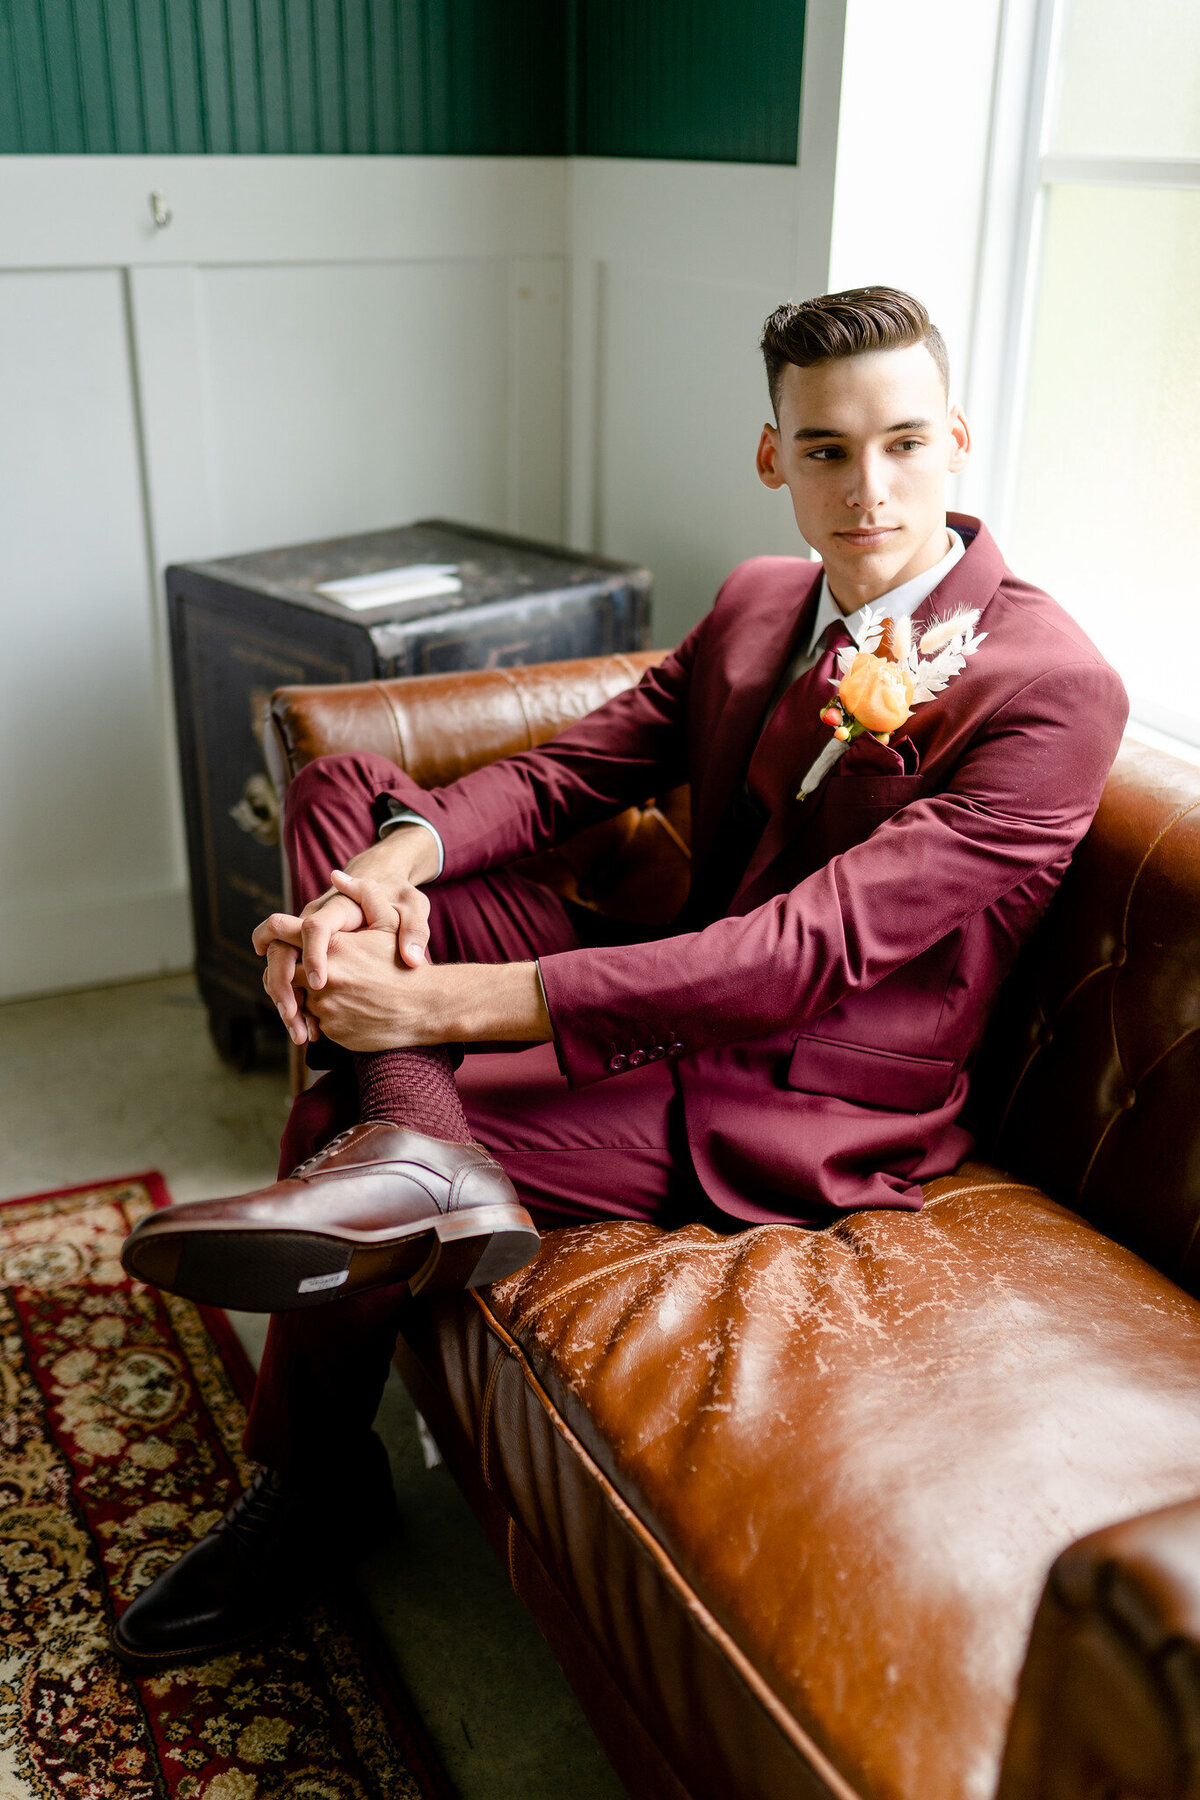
(196, 259, 513, 554)
(0, 158, 567, 1001)
(565, 160, 819, 648)
(593, 263, 804, 646)
(0, 266, 188, 997)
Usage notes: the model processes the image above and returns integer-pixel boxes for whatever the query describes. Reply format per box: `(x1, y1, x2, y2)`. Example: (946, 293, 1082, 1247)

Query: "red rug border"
(0, 1170, 259, 1403)
(1, 1169, 462, 1800)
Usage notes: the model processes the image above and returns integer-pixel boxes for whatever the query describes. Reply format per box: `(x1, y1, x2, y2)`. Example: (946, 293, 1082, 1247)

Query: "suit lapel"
(732, 634, 849, 902)
(689, 565, 822, 868)
(723, 516, 1007, 912)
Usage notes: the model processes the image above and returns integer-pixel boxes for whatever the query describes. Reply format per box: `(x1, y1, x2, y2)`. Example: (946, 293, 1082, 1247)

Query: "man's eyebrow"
(791, 418, 933, 441)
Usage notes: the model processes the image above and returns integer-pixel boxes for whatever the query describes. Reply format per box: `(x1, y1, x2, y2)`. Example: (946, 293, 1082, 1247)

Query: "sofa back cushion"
(974, 740, 1200, 1292)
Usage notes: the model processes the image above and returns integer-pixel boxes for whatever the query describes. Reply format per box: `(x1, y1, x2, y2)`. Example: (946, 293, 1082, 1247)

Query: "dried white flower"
(918, 609, 981, 656)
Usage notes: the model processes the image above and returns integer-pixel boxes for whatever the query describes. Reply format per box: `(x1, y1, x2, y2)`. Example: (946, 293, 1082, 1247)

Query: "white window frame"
(963, 0, 1200, 755)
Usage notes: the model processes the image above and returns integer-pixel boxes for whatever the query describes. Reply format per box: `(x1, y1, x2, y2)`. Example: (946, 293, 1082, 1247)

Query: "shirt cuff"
(376, 802, 445, 879)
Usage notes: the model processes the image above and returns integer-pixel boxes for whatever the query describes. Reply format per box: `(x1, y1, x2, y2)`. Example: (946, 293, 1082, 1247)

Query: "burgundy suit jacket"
(409, 516, 1127, 1222)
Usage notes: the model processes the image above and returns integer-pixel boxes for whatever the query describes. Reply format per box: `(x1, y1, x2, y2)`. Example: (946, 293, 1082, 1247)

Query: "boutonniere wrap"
(797, 607, 987, 800)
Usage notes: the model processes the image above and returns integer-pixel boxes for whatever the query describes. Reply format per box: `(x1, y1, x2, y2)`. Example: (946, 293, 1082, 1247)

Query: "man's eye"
(893, 438, 923, 452)
(806, 446, 843, 461)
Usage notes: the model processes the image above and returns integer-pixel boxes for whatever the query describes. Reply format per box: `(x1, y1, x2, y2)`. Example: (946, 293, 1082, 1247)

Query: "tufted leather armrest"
(264, 653, 692, 929)
(975, 740, 1200, 1298)
(999, 1495, 1200, 1800)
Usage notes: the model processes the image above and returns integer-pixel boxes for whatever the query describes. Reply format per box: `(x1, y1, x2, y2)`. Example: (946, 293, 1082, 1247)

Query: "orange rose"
(838, 652, 913, 734)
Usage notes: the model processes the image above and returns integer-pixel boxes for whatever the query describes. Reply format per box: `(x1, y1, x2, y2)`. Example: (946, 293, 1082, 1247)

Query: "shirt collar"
(805, 526, 965, 654)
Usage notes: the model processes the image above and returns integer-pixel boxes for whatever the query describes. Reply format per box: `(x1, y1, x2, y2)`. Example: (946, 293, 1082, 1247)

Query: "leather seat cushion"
(405, 1163, 1200, 1800)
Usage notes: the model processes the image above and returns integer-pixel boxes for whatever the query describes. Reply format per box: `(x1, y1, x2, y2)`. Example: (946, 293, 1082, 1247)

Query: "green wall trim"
(0, 0, 804, 162)
(569, 0, 805, 166)
(0, 0, 566, 154)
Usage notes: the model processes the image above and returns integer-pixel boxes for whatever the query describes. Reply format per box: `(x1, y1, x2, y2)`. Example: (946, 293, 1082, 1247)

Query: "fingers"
(251, 910, 303, 957)
(329, 868, 400, 930)
(263, 940, 308, 1043)
(331, 868, 429, 969)
(300, 893, 363, 991)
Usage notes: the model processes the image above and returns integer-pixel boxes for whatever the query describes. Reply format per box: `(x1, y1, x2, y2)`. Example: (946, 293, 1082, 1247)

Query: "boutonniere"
(797, 608, 987, 800)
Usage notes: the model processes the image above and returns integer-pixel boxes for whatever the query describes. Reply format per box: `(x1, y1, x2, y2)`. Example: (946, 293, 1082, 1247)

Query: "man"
(115, 288, 1127, 1667)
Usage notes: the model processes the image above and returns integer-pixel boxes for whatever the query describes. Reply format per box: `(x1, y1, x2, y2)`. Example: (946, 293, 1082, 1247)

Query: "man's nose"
(846, 453, 888, 512)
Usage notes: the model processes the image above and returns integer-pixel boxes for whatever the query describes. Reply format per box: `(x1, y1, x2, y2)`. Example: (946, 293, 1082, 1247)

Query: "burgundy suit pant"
(244, 752, 704, 1471)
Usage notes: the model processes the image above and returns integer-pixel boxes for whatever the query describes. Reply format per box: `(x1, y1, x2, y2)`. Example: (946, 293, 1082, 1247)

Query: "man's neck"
(829, 527, 954, 618)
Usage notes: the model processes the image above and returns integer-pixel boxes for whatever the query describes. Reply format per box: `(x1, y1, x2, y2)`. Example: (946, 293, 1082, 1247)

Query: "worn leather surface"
(402, 1166, 1200, 1800)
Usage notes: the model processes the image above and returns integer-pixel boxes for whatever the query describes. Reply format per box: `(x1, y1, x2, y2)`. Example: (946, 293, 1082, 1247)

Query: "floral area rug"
(0, 1174, 455, 1800)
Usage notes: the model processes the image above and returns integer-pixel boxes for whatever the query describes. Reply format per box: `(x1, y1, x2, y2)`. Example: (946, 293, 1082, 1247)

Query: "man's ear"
(947, 405, 971, 473)
(756, 423, 785, 489)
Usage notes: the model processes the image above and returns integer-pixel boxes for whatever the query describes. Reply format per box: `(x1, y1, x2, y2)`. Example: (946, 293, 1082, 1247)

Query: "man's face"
(756, 343, 970, 612)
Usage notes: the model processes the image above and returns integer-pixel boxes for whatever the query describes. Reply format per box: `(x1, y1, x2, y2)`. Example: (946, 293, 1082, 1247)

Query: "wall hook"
(149, 191, 172, 230)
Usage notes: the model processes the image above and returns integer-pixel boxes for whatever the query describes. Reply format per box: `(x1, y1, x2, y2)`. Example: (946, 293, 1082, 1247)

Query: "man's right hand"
(252, 826, 437, 1044)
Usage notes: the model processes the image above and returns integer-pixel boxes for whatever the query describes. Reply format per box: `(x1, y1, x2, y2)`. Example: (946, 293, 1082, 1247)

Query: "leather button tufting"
(1111, 945, 1128, 967)
(628, 1049, 647, 1068)
(1038, 1024, 1054, 1047)
(1116, 1085, 1137, 1110)
(608, 1053, 629, 1073)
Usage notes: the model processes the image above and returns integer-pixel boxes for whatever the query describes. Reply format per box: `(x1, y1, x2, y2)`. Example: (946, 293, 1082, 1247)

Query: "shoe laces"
(291, 1126, 360, 1178)
(222, 1468, 293, 1555)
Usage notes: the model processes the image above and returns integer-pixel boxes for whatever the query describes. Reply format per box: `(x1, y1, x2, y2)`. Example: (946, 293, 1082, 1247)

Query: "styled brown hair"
(760, 287, 949, 419)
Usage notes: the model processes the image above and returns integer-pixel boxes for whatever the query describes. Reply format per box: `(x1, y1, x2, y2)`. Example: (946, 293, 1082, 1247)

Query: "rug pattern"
(0, 1175, 453, 1800)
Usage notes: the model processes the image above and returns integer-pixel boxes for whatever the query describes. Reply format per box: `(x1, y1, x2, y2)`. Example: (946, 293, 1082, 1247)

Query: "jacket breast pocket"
(787, 1031, 956, 1113)
(810, 771, 924, 860)
(823, 772, 925, 811)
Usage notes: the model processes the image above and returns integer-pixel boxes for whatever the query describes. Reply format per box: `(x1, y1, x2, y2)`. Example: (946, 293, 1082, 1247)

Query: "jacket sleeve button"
(608, 1053, 629, 1073)
(646, 1045, 666, 1061)
(627, 1049, 647, 1067)
(668, 1040, 685, 1056)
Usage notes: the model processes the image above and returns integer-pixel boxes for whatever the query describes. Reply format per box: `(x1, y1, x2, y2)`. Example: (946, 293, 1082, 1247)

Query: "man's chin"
(823, 540, 911, 608)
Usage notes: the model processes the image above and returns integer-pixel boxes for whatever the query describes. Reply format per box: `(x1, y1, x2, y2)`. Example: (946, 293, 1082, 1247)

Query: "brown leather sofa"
(267, 654, 1200, 1800)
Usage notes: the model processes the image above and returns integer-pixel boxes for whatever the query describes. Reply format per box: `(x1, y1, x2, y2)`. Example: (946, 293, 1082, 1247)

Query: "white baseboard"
(0, 888, 193, 1003)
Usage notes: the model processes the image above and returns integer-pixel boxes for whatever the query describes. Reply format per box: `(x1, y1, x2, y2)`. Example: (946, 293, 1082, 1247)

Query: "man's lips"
(835, 526, 899, 548)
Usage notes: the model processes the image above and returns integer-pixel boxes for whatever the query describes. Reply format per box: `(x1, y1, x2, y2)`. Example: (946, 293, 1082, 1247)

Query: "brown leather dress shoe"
(120, 1122, 539, 1312)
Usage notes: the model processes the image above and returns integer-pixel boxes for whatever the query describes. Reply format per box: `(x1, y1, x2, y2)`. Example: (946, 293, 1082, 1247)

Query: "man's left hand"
(298, 869, 553, 1051)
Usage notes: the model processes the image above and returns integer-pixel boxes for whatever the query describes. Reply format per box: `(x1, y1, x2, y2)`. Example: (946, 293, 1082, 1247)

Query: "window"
(978, 0, 1200, 747)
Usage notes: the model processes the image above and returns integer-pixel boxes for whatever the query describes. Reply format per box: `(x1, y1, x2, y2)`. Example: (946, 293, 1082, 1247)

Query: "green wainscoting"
(569, 0, 805, 165)
(0, 0, 565, 153)
(0, 0, 804, 161)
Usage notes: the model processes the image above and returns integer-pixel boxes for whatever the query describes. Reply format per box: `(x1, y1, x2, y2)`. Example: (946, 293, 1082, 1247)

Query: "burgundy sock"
(353, 1047, 474, 1143)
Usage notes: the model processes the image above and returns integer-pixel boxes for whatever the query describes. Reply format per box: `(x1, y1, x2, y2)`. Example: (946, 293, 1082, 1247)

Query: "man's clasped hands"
(251, 825, 552, 1054)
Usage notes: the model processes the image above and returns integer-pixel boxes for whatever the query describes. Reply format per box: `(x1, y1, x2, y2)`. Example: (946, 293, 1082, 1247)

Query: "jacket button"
(628, 1049, 647, 1068)
(668, 1040, 685, 1056)
(646, 1045, 666, 1061)
(608, 1053, 629, 1073)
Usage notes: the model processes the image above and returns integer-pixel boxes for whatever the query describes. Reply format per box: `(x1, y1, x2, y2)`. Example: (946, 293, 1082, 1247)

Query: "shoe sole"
(123, 1203, 539, 1313)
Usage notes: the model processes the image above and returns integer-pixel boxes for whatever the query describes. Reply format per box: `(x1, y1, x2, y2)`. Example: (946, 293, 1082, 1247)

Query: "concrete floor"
(0, 971, 626, 1800)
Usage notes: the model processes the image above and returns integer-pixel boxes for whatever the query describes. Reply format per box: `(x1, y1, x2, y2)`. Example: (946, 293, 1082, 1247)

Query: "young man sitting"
(116, 286, 1127, 1667)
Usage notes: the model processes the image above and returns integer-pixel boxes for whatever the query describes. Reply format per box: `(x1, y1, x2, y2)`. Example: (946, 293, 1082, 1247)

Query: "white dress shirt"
(790, 526, 965, 675)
